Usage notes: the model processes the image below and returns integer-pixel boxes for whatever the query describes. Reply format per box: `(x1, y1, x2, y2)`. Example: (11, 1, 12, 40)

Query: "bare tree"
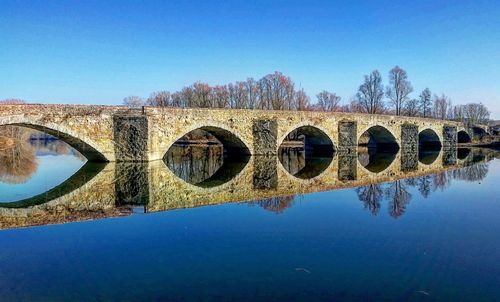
(355, 70, 385, 114)
(433, 94, 450, 120)
(385, 180, 411, 219)
(418, 88, 432, 118)
(453, 104, 465, 122)
(211, 85, 230, 108)
(170, 92, 184, 107)
(0, 99, 27, 104)
(123, 96, 144, 108)
(146, 91, 171, 107)
(244, 78, 259, 109)
(463, 103, 490, 125)
(417, 175, 432, 198)
(356, 184, 383, 216)
(404, 98, 419, 116)
(386, 66, 413, 116)
(192, 82, 212, 108)
(316, 90, 341, 112)
(257, 72, 296, 110)
(295, 88, 310, 111)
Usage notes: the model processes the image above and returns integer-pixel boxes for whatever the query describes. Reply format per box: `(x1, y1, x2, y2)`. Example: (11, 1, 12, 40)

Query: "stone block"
(113, 115, 149, 161)
(253, 119, 277, 155)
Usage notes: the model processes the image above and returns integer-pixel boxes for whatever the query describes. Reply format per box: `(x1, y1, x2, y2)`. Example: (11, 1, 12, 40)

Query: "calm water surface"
(0, 135, 499, 301)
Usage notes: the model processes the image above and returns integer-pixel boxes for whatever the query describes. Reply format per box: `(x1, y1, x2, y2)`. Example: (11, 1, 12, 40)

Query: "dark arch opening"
(418, 150, 440, 165)
(457, 148, 471, 161)
(281, 126, 335, 156)
(457, 131, 471, 144)
(358, 126, 399, 151)
(2, 123, 107, 162)
(278, 126, 335, 179)
(164, 127, 250, 187)
(472, 127, 486, 140)
(419, 129, 442, 150)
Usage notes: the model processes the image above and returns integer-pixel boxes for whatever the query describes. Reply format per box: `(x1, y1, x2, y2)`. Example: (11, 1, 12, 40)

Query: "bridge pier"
(442, 125, 457, 149)
(113, 114, 150, 162)
(253, 119, 278, 155)
(400, 124, 419, 172)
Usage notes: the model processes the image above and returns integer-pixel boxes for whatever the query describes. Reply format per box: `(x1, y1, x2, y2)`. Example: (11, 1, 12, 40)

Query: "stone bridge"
(0, 148, 495, 230)
(0, 104, 487, 162)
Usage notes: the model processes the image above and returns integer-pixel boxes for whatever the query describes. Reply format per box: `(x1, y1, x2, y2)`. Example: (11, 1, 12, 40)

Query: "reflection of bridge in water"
(0, 147, 496, 230)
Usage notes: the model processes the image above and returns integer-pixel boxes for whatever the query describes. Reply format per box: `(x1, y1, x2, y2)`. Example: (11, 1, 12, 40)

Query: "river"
(0, 129, 499, 301)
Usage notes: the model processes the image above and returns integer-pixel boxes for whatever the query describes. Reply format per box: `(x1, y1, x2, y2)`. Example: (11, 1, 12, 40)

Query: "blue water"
(0, 142, 499, 301)
(0, 154, 85, 202)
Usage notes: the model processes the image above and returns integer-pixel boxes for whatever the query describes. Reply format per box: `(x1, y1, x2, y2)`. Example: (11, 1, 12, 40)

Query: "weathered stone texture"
(338, 121, 357, 152)
(443, 125, 458, 148)
(401, 151, 418, 172)
(443, 148, 457, 166)
(401, 123, 418, 152)
(253, 156, 278, 190)
(113, 115, 149, 161)
(252, 119, 278, 155)
(338, 154, 357, 181)
(115, 162, 150, 206)
(0, 104, 479, 162)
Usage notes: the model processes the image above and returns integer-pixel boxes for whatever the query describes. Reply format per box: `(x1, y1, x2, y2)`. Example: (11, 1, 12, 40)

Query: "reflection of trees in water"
(385, 180, 412, 219)
(356, 180, 412, 218)
(164, 144, 224, 184)
(356, 184, 383, 216)
(416, 175, 432, 198)
(356, 158, 493, 219)
(432, 172, 450, 192)
(247, 195, 296, 214)
(0, 126, 85, 184)
(0, 126, 38, 184)
(449, 163, 489, 182)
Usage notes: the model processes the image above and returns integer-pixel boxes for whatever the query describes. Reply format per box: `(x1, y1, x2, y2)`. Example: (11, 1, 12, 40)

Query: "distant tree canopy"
(0, 99, 27, 104)
(123, 69, 490, 125)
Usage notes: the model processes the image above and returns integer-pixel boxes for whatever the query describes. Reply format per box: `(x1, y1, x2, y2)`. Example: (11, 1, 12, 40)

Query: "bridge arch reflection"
(0, 145, 496, 229)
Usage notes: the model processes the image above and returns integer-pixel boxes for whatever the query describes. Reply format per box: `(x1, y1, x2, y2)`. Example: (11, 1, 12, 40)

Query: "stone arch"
(471, 127, 486, 140)
(358, 125, 399, 150)
(279, 125, 335, 156)
(0, 122, 108, 162)
(419, 128, 442, 149)
(457, 130, 471, 143)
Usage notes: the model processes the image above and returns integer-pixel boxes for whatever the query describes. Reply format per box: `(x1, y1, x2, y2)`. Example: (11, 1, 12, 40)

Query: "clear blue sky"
(1, 0, 499, 118)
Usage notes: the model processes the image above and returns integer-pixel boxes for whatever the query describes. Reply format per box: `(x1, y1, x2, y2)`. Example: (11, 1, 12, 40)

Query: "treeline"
(124, 72, 310, 111)
(124, 69, 491, 125)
